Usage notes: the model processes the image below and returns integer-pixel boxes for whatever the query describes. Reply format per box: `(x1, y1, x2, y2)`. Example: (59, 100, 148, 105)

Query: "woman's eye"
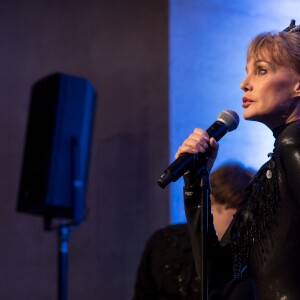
(257, 67, 267, 75)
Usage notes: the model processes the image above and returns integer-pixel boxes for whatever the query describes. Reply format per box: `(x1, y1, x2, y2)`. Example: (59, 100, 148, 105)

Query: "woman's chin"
(243, 109, 255, 120)
(243, 110, 262, 122)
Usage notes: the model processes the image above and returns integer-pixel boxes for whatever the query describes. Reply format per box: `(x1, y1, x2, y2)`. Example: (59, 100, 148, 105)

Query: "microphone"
(157, 110, 239, 189)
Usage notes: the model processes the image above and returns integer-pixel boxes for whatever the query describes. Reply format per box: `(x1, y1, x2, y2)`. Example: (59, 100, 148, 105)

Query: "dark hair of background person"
(210, 163, 255, 209)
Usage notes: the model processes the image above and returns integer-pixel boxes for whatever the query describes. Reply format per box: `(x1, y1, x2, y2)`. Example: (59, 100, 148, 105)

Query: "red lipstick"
(242, 97, 254, 108)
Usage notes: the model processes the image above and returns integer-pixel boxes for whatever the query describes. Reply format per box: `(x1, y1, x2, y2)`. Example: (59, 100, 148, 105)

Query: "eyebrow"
(254, 59, 272, 64)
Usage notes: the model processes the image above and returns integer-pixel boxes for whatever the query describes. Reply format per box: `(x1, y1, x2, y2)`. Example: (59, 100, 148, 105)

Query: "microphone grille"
(217, 110, 239, 131)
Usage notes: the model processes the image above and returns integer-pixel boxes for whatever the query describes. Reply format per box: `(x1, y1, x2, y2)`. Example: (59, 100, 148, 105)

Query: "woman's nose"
(240, 75, 250, 92)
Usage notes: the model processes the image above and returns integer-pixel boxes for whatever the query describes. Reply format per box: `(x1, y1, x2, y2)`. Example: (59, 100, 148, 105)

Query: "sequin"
(266, 170, 272, 179)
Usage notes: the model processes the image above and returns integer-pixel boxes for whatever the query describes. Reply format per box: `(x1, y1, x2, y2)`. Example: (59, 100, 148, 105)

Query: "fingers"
(210, 137, 219, 153)
(175, 129, 219, 171)
(175, 128, 211, 159)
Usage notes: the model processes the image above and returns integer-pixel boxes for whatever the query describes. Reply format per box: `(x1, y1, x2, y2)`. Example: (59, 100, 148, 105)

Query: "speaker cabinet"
(17, 73, 96, 225)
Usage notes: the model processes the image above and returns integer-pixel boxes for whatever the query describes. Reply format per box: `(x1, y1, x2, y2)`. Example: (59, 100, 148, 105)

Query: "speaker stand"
(58, 224, 71, 300)
(45, 218, 75, 300)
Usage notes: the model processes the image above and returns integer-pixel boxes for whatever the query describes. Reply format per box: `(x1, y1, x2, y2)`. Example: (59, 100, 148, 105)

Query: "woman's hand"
(175, 128, 219, 172)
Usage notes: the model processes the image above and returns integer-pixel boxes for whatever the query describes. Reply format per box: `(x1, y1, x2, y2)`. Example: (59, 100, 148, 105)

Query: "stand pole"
(58, 224, 71, 300)
(200, 169, 210, 300)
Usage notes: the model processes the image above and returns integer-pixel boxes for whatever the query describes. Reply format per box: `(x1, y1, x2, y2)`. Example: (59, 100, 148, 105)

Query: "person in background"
(133, 162, 255, 300)
(176, 19, 300, 299)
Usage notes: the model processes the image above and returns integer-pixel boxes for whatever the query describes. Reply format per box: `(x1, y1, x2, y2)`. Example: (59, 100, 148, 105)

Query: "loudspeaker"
(17, 73, 96, 225)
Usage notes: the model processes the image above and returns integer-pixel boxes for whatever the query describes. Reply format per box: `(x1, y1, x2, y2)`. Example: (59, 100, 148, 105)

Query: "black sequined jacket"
(132, 223, 253, 300)
(184, 120, 300, 300)
(132, 223, 202, 300)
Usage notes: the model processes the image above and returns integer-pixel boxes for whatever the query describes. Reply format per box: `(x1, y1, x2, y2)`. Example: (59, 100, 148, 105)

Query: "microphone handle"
(206, 120, 228, 141)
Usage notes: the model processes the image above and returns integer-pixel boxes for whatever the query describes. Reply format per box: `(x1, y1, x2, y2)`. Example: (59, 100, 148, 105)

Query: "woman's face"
(240, 55, 300, 128)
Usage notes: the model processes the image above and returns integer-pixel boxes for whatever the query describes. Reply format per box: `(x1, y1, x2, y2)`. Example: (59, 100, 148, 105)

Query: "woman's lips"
(242, 97, 254, 108)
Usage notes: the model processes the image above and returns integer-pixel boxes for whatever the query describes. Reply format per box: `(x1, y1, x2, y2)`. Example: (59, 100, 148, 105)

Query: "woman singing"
(176, 20, 300, 299)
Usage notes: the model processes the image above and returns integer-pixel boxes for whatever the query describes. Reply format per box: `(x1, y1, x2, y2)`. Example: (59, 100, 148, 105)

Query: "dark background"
(0, 1, 169, 299)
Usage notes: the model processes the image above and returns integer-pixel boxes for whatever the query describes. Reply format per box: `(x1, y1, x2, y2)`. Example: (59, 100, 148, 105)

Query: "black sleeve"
(184, 184, 234, 291)
(279, 136, 300, 202)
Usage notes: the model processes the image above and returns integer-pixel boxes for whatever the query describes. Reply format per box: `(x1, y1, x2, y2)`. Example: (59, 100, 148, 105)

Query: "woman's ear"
(293, 81, 300, 97)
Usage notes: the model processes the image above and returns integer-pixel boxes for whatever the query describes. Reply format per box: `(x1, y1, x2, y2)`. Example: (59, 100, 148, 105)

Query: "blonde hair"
(247, 31, 300, 74)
